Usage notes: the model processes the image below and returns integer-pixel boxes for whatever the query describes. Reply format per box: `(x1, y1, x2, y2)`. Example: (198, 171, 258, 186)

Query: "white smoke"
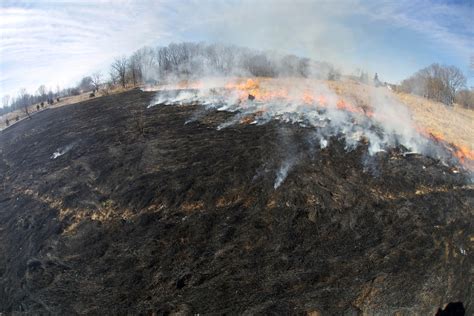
(51, 144, 74, 159)
(145, 77, 459, 187)
(274, 159, 294, 189)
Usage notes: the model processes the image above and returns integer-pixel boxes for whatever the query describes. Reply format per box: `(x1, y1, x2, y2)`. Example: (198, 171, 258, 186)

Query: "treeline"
(2, 42, 342, 117)
(399, 63, 472, 108)
(2, 43, 472, 118)
(1, 86, 64, 116)
(106, 42, 341, 87)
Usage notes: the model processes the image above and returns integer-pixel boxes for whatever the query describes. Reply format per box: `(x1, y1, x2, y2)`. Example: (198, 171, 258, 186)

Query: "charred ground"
(0, 89, 472, 314)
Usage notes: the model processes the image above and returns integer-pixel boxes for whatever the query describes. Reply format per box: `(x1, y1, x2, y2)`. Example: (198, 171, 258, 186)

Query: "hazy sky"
(1, 0, 473, 98)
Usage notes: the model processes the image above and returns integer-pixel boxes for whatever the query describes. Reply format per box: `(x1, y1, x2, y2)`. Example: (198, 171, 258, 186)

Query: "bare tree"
(91, 72, 102, 92)
(401, 63, 467, 105)
(444, 65, 466, 104)
(18, 88, 31, 119)
(102, 80, 114, 96)
(48, 89, 54, 101)
(78, 76, 94, 92)
(109, 70, 117, 86)
(135, 46, 157, 83)
(37, 85, 47, 102)
(128, 52, 143, 86)
(133, 42, 318, 80)
(2, 95, 10, 108)
(112, 56, 128, 88)
(455, 88, 474, 109)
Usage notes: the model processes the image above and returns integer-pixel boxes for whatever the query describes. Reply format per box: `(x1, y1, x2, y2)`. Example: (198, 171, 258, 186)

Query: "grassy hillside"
(0, 89, 472, 314)
(326, 80, 473, 153)
(2, 79, 472, 158)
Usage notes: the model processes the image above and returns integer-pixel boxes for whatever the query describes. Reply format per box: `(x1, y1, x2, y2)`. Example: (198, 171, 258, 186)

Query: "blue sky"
(1, 0, 473, 99)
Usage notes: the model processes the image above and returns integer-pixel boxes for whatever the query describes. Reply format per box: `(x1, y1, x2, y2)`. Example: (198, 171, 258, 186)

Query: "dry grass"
(394, 92, 473, 151)
(326, 79, 473, 152)
(253, 78, 472, 152)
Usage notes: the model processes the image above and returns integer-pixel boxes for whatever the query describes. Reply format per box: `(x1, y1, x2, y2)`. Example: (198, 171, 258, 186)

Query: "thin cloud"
(0, 1, 170, 96)
(358, 0, 473, 60)
(1, 0, 472, 97)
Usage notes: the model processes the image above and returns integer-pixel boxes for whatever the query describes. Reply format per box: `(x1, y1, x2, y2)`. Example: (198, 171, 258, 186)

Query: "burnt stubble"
(0, 89, 471, 314)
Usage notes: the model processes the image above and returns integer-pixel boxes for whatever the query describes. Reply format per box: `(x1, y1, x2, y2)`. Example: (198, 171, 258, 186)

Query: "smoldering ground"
(0, 89, 471, 314)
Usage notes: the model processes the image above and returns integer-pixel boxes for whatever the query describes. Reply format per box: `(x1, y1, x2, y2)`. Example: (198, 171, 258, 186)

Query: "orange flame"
(418, 128, 474, 167)
(224, 78, 372, 116)
(224, 78, 473, 170)
(226, 79, 290, 102)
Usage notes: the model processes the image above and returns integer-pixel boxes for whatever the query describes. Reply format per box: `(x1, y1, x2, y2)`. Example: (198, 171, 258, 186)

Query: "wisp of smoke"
(274, 159, 295, 189)
(145, 76, 464, 187)
(51, 144, 74, 159)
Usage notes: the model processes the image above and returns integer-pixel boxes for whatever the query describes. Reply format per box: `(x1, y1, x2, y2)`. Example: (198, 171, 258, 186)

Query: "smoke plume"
(145, 75, 465, 186)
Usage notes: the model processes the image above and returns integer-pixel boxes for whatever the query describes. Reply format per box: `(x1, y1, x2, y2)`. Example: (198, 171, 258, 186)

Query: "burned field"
(0, 89, 472, 314)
